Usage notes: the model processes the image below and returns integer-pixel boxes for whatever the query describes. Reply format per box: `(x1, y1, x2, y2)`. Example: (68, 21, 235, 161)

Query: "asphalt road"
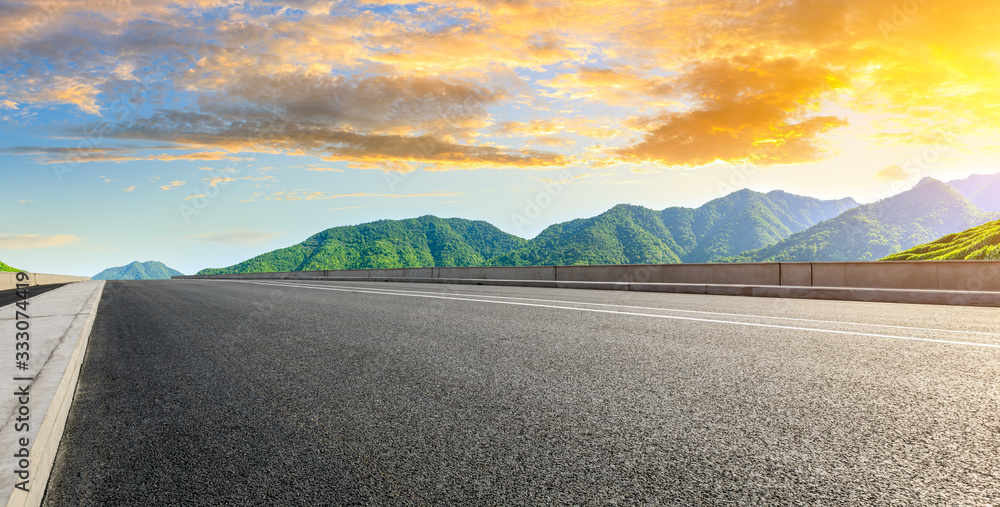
(44, 279, 1000, 505)
(0, 283, 68, 307)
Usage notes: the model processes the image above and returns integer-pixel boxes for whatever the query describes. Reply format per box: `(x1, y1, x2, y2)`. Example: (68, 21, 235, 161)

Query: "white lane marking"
(215, 279, 1000, 349)
(255, 279, 1000, 338)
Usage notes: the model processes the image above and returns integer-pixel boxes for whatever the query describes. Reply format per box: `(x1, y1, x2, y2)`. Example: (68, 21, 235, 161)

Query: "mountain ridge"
(489, 189, 858, 266)
(198, 216, 529, 275)
(947, 173, 1000, 212)
(93, 261, 185, 280)
(199, 189, 859, 274)
(881, 219, 1000, 260)
(724, 178, 1000, 262)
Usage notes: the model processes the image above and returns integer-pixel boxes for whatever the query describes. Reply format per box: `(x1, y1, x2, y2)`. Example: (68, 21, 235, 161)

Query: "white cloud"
(0, 234, 82, 249)
(188, 230, 283, 245)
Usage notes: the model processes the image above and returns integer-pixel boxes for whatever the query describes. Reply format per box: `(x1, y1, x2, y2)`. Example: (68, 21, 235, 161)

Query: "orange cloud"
(263, 190, 466, 202)
(615, 55, 849, 166)
(2, 146, 251, 165)
(529, 136, 575, 148)
(874, 165, 909, 182)
(302, 164, 344, 172)
(539, 66, 674, 104)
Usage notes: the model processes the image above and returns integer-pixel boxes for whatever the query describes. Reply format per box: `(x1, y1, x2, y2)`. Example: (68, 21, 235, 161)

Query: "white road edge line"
(255, 279, 1000, 338)
(219, 279, 1000, 349)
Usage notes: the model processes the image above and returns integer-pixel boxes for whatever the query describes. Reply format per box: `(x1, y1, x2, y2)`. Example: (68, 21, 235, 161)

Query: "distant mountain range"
(0, 260, 19, 273)
(487, 190, 858, 266)
(198, 216, 528, 275)
(724, 178, 1000, 262)
(947, 173, 1000, 212)
(882, 219, 1000, 260)
(197, 174, 1000, 274)
(93, 261, 184, 280)
(198, 189, 857, 274)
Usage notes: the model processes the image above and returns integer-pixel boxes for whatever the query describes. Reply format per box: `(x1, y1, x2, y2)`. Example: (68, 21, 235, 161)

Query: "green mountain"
(660, 189, 858, 262)
(881, 219, 1000, 260)
(488, 189, 858, 266)
(0, 260, 19, 272)
(725, 178, 1000, 262)
(489, 204, 685, 266)
(947, 173, 1000, 212)
(93, 261, 185, 280)
(197, 216, 529, 274)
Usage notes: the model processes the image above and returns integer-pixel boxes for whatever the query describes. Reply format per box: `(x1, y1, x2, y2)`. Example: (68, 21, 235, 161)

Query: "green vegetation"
(0, 260, 19, 272)
(93, 261, 185, 280)
(201, 190, 857, 274)
(661, 189, 858, 263)
(724, 178, 1000, 262)
(198, 216, 529, 274)
(489, 190, 857, 266)
(881, 219, 1000, 260)
(194, 178, 1000, 273)
(489, 204, 684, 266)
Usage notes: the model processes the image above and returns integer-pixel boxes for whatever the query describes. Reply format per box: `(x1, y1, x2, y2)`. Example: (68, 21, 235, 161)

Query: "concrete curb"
(218, 276, 1000, 307)
(5, 281, 105, 507)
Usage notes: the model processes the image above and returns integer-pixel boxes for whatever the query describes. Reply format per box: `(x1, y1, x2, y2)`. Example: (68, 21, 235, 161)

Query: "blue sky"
(2, 0, 999, 276)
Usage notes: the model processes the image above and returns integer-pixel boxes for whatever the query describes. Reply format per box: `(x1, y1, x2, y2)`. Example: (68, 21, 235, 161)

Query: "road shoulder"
(0, 281, 105, 507)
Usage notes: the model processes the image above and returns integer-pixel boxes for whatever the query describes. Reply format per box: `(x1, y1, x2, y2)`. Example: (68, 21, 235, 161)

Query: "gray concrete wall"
(780, 263, 813, 287)
(0, 272, 90, 291)
(174, 260, 1000, 292)
(435, 266, 556, 281)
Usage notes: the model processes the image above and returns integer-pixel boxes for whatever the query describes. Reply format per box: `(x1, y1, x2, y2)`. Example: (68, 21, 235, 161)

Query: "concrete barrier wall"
(436, 266, 556, 280)
(0, 272, 90, 291)
(176, 260, 1000, 292)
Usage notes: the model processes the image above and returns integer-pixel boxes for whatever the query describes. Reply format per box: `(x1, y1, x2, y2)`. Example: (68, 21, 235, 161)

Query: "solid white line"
(258, 279, 1000, 338)
(219, 279, 1000, 349)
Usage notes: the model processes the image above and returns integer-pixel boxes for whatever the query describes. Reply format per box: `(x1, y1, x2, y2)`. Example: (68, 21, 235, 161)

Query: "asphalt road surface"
(44, 280, 1000, 505)
(0, 283, 68, 307)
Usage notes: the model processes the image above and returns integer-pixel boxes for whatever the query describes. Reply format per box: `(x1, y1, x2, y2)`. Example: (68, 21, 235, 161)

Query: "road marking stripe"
(262, 279, 1000, 338)
(220, 280, 1000, 349)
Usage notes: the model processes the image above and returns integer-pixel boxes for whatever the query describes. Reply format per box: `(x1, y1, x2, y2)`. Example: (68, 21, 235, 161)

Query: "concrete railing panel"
(436, 266, 555, 280)
(844, 262, 934, 290)
(918, 261, 1000, 292)
(780, 263, 812, 287)
(710, 263, 779, 285)
(811, 263, 847, 288)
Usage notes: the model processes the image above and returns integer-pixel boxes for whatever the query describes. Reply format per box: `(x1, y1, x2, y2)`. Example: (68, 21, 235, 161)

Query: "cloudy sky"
(2, 0, 999, 275)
